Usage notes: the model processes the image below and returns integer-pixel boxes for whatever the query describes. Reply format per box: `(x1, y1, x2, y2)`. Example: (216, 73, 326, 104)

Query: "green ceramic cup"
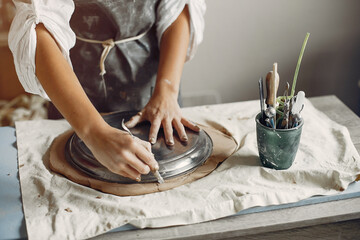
(255, 112, 304, 170)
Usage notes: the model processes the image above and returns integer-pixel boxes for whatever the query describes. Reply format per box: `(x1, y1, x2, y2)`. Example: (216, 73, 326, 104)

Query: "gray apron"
(49, 0, 163, 118)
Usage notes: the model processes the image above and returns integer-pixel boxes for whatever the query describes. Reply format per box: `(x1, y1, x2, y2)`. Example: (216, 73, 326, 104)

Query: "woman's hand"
(34, 24, 158, 181)
(126, 6, 199, 146)
(81, 122, 159, 181)
(124, 5, 198, 145)
(125, 89, 200, 146)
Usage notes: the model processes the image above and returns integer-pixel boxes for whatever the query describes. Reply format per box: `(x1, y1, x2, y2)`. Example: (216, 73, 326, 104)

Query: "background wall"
(1, 0, 360, 115)
(182, 0, 360, 115)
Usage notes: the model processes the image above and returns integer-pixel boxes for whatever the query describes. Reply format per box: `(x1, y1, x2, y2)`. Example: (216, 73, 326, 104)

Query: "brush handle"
(265, 63, 279, 107)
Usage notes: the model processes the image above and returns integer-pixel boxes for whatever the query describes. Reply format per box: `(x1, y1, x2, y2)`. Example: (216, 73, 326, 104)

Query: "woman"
(9, 0, 205, 182)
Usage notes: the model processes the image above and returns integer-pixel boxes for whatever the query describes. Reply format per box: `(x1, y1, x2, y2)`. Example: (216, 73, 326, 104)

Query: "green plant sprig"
(275, 32, 310, 114)
(290, 32, 310, 97)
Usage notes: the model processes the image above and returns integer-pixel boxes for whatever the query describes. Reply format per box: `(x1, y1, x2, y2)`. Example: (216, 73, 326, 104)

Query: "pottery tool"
(265, 118, 272, 128)
(291, 113, 302, 128)
(121, 119, 164, 184)
(290, 91, 305, 128)
(258, 77, 265, 121)
(259, 33, 310, 130)
(266, 63, 280, 128)
(280, 82, 290, 129)
(265, 107, 276, 128)
(291, 91, 305, 115)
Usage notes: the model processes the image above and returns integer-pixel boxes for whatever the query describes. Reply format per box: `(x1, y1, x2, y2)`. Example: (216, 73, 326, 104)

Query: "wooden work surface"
(92, 95, 360, 240)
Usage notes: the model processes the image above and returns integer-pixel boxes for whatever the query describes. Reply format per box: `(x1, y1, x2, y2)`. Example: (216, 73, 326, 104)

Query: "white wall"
(182, 0, 360, 115)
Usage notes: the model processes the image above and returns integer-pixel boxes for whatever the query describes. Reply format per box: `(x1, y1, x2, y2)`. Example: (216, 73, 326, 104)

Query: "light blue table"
(1, 96, 360, 240)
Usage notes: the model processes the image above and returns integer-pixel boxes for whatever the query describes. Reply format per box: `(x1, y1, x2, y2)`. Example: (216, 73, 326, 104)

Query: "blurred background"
(0, 0, 21, 100)
(1, 0, 360, 126)
(182, 0, 360, 116)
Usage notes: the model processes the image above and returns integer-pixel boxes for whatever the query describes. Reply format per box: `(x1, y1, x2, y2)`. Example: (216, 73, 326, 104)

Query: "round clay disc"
(49, 125, 237, 196)
(65, 111, 213, 183)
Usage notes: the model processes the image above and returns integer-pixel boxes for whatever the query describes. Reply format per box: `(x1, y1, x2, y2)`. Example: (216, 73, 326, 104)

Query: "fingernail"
(154, 163, 159, 171)
(167, 139, 174, 145)
(135, 176, 141, 182)
(182, 136, 188, 141)
(149, 137, 156, 144)
(195, 125, 200, 132)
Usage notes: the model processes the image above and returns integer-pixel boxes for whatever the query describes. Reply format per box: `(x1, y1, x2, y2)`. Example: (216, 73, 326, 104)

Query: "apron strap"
(76, 28, 150, 76)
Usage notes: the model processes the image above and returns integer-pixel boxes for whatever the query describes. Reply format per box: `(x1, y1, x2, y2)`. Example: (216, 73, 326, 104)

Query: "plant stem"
(290, 32, 310, 97)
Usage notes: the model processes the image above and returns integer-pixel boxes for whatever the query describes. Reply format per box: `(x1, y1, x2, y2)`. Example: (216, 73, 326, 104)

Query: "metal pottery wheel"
(65, 111, 213, 184)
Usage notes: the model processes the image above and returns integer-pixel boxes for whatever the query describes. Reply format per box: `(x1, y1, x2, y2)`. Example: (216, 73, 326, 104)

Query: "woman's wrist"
(73, 112, 109, 144)
(153, 78, 179, 100)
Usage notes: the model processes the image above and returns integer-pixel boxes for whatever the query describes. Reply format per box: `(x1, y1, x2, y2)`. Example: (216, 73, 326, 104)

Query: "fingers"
(173, 119, 188, 142)
(87, 125, 159, 183)
(172, 118, 200, 143)
(125, 108, 199, 148)
(149, 118, 161, 144)
(149, 117, 199, 146)
(134, 140, 159, 171)
(124, 150, 151, 174)
(109, 162, 142, 182)
(181, 118, 200, 132)
(163, 118, 174, 146)
(122, 137, 159, 176)
(125, 112, 143, 128)
(137, 138, 152, 153)
(110, 140, 157, 181)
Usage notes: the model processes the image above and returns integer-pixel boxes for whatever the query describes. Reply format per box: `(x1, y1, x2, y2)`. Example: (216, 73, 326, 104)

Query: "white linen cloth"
(8, 0, 205, 100)
(16, 99, 360, 239)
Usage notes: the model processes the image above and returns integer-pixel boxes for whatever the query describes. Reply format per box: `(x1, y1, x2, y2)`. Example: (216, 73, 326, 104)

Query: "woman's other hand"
(126, 5, 200, 145)
(125, 89, 200, 145)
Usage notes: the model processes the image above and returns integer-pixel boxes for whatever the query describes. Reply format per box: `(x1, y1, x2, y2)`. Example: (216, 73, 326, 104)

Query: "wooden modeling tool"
(266, 63, 280, 128)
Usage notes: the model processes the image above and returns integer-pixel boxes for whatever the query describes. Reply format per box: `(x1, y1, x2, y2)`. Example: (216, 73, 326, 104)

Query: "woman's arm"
(126, 5, 200, 145)
(35, 23, 158, 181)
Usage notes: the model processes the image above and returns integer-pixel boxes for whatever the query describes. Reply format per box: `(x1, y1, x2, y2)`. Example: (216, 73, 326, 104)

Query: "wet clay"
(49, 126, 237, 196)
